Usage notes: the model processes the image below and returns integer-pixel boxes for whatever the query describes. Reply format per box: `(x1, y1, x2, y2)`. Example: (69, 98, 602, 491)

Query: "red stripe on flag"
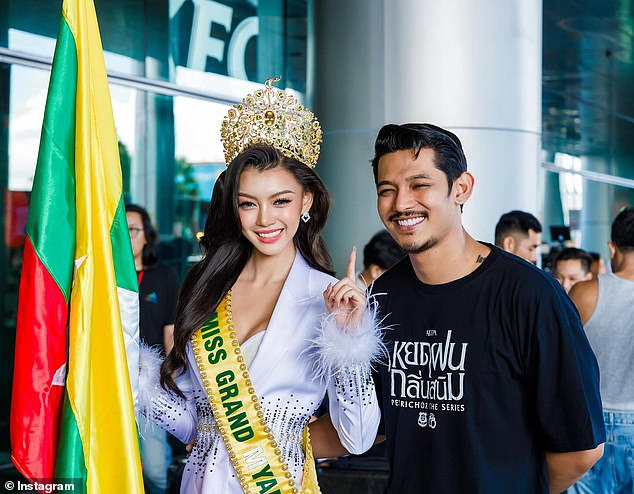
(11, 236, 68, 481)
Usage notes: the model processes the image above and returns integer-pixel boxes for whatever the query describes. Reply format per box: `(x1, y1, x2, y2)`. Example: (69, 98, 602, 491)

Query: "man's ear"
(502, 236, 515, 253)
(453, 171, 474, 206)
(607, 241, 616, 259)
(369, 264, 385, 282)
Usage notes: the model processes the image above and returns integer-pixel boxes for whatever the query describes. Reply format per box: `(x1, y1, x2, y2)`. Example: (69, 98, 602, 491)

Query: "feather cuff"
(311, 297, 385, 379)
(137, 343, 163, 421)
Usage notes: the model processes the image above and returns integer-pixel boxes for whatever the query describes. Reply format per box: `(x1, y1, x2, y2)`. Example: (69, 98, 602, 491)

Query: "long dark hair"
(160, 144, 333, 394)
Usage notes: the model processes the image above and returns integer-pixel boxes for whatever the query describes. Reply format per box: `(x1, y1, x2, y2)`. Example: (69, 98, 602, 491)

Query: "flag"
(10, 0, 143, 491)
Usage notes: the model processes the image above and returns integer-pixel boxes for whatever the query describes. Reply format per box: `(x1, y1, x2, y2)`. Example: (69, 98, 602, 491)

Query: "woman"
(126, 203, 179, 494)
(139, 80, 382, 494)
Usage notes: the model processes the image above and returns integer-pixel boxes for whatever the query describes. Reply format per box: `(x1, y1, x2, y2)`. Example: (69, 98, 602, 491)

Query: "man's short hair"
(553, 247, 593, 274)
(588, 251, 601, 262)
(494, 210, 542, 246)
(363, 230, 405, 270)
(611, 207, 634, 251)
(370, 123, 467, 190)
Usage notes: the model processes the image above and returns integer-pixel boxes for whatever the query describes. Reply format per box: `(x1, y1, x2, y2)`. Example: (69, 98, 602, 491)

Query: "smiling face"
(376, 148, 469, 254)
(238, 165, 313, 258)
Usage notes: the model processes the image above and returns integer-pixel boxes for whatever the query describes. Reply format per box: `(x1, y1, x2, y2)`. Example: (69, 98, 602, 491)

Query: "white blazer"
(140, 252, 381, 494)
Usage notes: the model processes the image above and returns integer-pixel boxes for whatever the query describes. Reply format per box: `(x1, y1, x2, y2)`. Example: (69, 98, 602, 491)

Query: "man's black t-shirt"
(372, 244, 605, 494)
(138, 262, 179, 350)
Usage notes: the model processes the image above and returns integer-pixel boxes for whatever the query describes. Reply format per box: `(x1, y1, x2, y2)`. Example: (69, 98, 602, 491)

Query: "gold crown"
(220, 78, 323, 169)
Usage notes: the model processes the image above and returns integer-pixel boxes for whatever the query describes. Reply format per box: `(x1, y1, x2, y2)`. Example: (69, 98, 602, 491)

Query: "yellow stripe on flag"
(62, 1, 143, 491)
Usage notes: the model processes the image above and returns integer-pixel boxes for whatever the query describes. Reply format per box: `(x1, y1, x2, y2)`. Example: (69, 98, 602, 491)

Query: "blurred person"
(494, 210, 542, 264)
(126, 203, 180, 494)
(137, 80, 382, 493)
(552, 247, 593, 293)
(568, 207, 634, 494)
(357, 230, 405, 288)
(588, 251, 608, 279)
(370, 123, 604, 494)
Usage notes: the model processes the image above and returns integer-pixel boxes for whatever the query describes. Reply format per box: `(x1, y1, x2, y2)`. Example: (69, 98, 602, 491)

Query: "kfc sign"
(171, 0, 258, 81)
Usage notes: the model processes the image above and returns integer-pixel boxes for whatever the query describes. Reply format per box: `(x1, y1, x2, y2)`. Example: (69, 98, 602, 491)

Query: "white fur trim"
(137, 343, 163, 423)
(311, 296, 386, 379)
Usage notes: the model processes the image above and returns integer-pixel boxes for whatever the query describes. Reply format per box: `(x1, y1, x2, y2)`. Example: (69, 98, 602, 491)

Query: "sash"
(191, 290, 321, 494)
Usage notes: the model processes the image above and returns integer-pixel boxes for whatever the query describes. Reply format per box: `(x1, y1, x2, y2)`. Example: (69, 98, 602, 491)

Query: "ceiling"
(542, 0, 634, 178)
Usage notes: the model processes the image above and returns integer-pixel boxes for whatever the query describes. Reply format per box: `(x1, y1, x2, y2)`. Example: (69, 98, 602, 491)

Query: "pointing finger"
(346, 246, 357, 280)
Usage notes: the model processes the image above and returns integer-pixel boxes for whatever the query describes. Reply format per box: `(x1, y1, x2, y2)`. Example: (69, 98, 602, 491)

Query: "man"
(357, 230, 405, 289)
(370, 123, 604, 494)
(552, 247, 593, 293)
(495, 209, 542, 264)
(588, 251, 608, 279)
(568, 208, 634, 493)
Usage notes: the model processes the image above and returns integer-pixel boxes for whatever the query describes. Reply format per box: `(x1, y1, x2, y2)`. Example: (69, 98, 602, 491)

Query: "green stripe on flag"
(26, 17, 77, 301)
(46, 17, 84, 489)
(110, 197, 137, 292)
(55, 395, 87, 493)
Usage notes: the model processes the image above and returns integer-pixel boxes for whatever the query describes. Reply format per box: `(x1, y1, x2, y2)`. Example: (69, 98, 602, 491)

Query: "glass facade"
(0, 0, 308, 454)
(2, 0, 632, 477)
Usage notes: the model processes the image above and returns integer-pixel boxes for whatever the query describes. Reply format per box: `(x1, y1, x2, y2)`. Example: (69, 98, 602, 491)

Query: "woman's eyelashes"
(237, 197, 293, 209)
(238, 200, 256, 209)
(273, 197, 292, 206)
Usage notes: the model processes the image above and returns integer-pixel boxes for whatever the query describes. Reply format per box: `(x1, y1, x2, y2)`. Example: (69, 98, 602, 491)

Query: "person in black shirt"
(369, 123, 605, 494)
(126, 204, 180, 494)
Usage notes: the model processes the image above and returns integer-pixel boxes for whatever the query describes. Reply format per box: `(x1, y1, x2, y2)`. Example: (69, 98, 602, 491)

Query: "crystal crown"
(220, 78, 322, 168)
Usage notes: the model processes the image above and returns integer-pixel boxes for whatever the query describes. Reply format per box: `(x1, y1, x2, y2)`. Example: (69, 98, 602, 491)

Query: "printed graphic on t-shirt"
(389, 329, 468, 427)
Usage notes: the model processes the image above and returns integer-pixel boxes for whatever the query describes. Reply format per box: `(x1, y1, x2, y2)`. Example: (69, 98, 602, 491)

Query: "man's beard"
(388, 211, 435, 254)
(400, 237, 438, 254)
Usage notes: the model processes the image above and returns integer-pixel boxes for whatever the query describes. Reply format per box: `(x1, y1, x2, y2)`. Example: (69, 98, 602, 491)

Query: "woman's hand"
(323, 247, 366, 329)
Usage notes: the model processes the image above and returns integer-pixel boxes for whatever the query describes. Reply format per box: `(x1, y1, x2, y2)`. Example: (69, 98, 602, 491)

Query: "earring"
(301, 211, 311, 223)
